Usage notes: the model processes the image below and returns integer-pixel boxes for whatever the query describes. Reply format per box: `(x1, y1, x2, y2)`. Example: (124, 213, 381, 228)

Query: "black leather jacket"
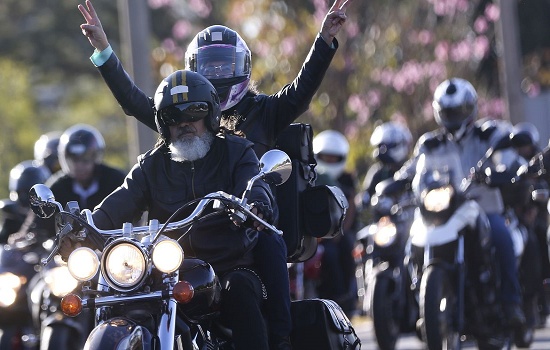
(92, 134, 275, 274)
(97, 35, 337, 157)
(22, 164, 126, 239)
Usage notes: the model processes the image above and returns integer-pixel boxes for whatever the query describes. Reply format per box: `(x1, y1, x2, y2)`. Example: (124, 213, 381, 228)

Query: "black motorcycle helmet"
(154, 70, 221, 142)
(34, 131, 62, 175)
(185, 25, 251, 111)
(9, 160, 49, 207)
(58, 124, 105, 175)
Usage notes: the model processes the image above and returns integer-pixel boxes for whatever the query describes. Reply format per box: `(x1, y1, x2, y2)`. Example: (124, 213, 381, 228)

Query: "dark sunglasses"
(158, 102, 210, 127)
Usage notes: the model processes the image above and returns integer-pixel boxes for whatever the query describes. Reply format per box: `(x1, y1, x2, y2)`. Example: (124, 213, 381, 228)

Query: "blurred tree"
(147, 0, 507, 179)
(0, 59, 41, 198)
(0, 0, 129, 198)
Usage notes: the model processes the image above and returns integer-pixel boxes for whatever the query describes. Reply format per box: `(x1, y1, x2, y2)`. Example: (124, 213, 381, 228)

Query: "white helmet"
(433, 78, 478, 138)
(313, 130, 349, 180)
(370, 122, 412, 164)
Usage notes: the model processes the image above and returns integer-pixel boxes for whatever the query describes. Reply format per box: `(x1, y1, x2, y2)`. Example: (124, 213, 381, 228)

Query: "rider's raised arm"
(79, 0, 157, 132)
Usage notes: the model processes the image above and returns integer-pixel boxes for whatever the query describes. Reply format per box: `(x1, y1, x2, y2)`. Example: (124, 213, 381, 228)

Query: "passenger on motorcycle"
(312, 130, 359, 317)
(394, 77, 526, 327)
(78, 1, 353, 347)
(63, 70, 274, 350)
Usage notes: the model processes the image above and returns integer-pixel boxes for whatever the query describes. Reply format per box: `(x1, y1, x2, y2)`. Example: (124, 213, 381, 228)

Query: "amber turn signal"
(61, 293, 83, 317)
(173, 281, 194, 304)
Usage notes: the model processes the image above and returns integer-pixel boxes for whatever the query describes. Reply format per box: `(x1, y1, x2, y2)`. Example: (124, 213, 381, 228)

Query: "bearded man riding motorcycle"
(78, 1, 353, 346)
(62, 70, 275, 350)
(394, 77, 526, 327)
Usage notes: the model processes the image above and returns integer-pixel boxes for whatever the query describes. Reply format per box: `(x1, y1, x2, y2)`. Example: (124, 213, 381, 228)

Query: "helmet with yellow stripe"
(154, 70, 221, 141)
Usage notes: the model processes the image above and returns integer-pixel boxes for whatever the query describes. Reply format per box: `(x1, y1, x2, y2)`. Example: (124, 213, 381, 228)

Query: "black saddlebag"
(290, 298, 361, 349)
(274, 123, 318, 262)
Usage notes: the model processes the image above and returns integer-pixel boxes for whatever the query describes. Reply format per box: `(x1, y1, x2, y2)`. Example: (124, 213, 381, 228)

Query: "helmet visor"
(434, 103, 474, 129)
(158, 102, 210, 127)
(193, 45, 250, 79)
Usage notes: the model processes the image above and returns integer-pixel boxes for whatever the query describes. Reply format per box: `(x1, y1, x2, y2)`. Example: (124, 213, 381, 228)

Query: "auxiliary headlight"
(104, 242, 146, 289)
(45, 266, 79, 297)
(372, 216, 397, 247)
(68, 247, 99, 281)
(152, 239, 184, 274)
(422, 186, 453, 212)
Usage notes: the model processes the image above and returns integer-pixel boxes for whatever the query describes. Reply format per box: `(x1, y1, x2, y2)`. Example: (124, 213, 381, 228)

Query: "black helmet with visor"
(185, 25, 251, 111)
(154, 70, 221, 142)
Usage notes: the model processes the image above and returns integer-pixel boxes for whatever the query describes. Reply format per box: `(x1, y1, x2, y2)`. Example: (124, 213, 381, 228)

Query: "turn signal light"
(173, 281, 194, 304)
(61, 293, 83, 317)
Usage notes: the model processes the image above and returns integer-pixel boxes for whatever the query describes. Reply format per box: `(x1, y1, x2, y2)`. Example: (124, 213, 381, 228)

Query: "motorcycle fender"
(410, 200, 480, 247)
(84, 317, 153, 350)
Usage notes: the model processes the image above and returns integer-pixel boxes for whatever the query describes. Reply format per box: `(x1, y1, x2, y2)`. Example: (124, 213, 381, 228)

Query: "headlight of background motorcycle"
(0, 272, 23, 307)
(68, 247, 99, 281)
(370, 216, 397, 247)
(45, 265, 79, 297)
(422, 186, 454, 212)
(152, 239, 184, 274)
(103, 242, 147, 290)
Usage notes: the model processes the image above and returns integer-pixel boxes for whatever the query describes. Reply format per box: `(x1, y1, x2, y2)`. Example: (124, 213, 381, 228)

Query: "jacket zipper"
(191, 161, 196, 199)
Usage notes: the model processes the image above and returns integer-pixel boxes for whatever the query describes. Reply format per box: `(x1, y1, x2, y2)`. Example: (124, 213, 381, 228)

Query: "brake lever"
(238, 205, 283, 236)
(41, 222, 73, 265)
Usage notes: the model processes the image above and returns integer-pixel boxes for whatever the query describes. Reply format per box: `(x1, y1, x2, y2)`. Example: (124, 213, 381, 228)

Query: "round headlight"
(423, 186, 453, 212)
(0, 272, 21, 307)
(105, 242, 146, 289)
(152, 239, 184, 274)
(68, 247, 99, 281)
(372, 216, 397, 247)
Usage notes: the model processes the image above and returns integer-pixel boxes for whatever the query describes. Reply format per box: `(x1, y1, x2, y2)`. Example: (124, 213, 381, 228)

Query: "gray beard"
(169, 132, 214, 162)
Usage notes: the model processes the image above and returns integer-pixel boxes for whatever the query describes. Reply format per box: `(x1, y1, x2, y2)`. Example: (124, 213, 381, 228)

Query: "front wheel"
(371, 275, 399, 350)
(419, 265, 460, 350)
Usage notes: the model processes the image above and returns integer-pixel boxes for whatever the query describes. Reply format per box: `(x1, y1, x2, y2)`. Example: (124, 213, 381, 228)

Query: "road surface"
(351, 315, 550, 349)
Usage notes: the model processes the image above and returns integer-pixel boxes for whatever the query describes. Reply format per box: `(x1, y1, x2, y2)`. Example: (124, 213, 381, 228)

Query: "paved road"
(351, 315, 550, 349)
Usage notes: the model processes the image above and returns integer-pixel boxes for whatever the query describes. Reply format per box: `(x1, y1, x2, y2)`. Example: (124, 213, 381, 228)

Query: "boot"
(503, 303, 526, 328)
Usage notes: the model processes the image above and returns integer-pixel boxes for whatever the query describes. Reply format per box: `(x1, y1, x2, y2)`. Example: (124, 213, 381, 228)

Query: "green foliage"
(0, 0, 128, 198)
(0, 59, 41, 198)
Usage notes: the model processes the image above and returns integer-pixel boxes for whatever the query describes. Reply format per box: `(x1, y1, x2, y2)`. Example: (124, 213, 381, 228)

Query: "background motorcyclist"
(13, 124, 126, 349)
(0, 161, 49, 350)
(0, 161, 49, 244)
(510, 122, 550, 324)
(312, 129, 359, 317)
(394, 77, 525, 326)
(72, 70, 275, 350)
(33, 131, 62, 177)
(358, 121, 412, 220)
(19, 123, 126, 240)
